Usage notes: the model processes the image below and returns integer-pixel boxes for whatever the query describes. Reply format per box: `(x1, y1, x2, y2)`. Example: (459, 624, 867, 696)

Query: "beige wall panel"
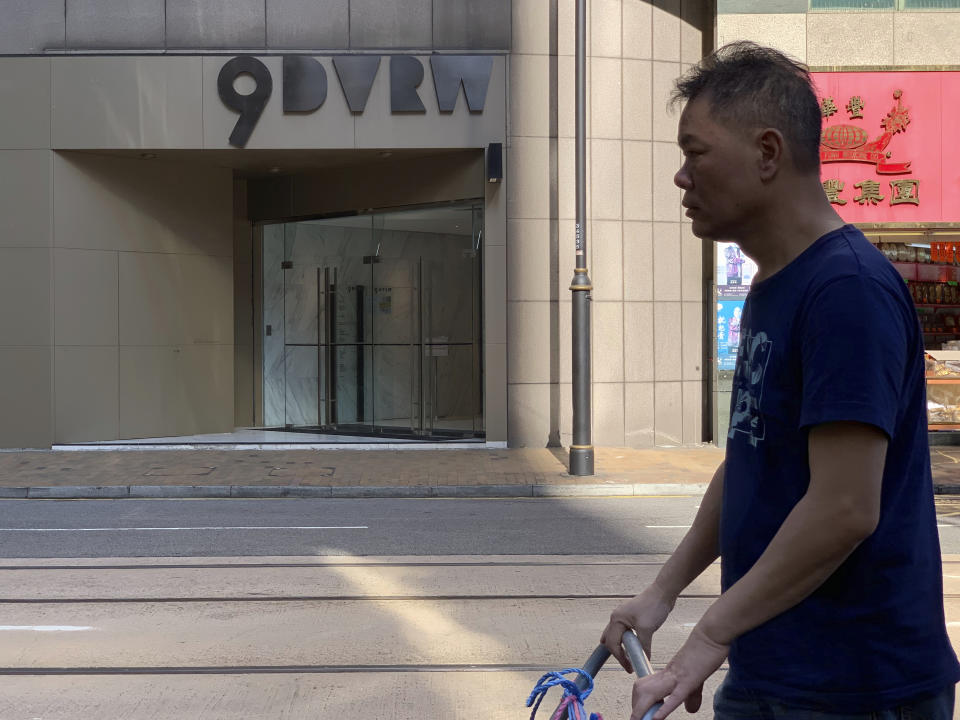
(0, 150, 52, 248)
(119, 253, 233, 347)
(716, 14, 806, 63)
(54, 346, 119, 443)
(592, 0, 624, 58)
(178, 345, 234, 435)
(54, 248, 118, 347)
(0, 348, 52, 449)
(507, 219, 553, 302)
(52, 57, 202, 149)
(591, 220, 623, 302)
(623, 1, 653, 60)
(590, 139, 623, 220)
(485, 342, 508, 442)
(624, 221, 654, 301)
(593, 382, 625, 446)
(894, 13, 960, 66)
(680, 15, 703, 66)
(118, 346, 179, 439)
(513, 0, 551, 55)
(652, 2, 682, 62)
(625, 381, 655, 448)
(508, 136, 551, 220)
(683, 380, 704, 445)
(486, 169, 507, 247)
(558, 300, 571, 387)
(592, 302, 624, 383)
(654, 379, 683, 446)
(681, 224, 702, 302)
(54, 153, 233, 256)
(652, 143, 683, 222)
(807, 13, 894, 67)
(653, 222, 682, 301)
(485, 244, 507, 345)
(654, 301, 682, 382)
(354, 57, 506, 149)
(511, 54, 551, 138)
(507, 381, 551, 447)
(624, 302, 654, 383)
(652, 61, 681, 143)
(558, 55, 576, 139)
(624, 60, 653, 142)
(682, 301, 702, 381)
(507, 301, 551, 384)
(0, 59, 51, 150)
(559, 381, 572, 447)
(623, 141, 653, 221)
(558, 137, 576, 220)
(0, 248, 51, 347)
(557, 221, 579, 290)
(202, 57, 353, 151)
(558, 0, 575, 57)
(591, 58, 623, 140)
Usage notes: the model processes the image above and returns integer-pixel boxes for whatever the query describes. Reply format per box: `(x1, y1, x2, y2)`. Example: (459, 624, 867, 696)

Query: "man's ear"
(757, 128, 785, 181)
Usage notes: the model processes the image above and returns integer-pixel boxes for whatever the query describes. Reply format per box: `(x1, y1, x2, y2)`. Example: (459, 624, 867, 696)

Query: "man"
(601, 42, 959, 720)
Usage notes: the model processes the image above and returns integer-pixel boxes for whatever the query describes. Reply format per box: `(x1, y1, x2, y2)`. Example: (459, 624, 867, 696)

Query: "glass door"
(261, 202, 484, 439)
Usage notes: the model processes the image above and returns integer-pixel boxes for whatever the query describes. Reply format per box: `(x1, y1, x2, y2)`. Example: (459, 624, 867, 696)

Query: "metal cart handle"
(558, 630, 663, 720)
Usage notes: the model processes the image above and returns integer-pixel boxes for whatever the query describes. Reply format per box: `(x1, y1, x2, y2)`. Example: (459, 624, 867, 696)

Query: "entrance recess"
(261, 202, 484, 439)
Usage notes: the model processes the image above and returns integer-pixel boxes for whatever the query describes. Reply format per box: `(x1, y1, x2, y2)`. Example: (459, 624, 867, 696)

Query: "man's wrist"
(696, 604, 738, 646)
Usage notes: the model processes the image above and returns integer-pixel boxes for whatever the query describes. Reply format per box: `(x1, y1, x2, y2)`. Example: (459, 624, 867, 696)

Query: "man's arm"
(602, 460, 724, 671)
(631, 421, 887, 720)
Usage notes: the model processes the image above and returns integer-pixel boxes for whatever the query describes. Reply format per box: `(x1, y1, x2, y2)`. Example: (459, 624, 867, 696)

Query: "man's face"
(674, 95, 763, 241)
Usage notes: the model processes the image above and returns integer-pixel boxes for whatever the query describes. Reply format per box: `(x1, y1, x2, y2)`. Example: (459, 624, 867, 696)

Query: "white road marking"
(0, 626, 95, 632)
(0, 526, 368, 532)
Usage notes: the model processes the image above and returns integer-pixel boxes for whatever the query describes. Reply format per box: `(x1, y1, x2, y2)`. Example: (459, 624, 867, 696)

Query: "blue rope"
(526, 668, 603, 720)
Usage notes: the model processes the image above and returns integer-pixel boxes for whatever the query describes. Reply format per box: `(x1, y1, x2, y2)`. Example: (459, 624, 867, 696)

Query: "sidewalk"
(0, 444, 957, 499)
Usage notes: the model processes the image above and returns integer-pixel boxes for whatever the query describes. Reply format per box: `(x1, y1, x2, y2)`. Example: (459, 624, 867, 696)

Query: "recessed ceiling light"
(139, 152, 158, 160)
(268, 166, 282, 174)
(379, 151, 393, 158)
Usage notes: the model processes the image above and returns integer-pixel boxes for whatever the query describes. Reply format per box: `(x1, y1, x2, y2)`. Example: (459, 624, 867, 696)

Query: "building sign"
(218, 55, 494, 148)
(812, 72, 960, 224)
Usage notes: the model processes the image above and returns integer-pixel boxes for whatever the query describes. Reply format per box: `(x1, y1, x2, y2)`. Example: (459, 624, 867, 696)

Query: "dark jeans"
(713, 679, 955, 720)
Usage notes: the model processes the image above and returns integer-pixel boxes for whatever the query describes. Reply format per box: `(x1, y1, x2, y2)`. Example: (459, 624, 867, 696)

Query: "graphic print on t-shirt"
(729, 330, 772, 447)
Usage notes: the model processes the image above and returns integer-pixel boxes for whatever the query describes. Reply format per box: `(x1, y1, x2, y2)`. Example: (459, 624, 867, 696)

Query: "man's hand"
(630, 625, 729, 720)
(600, 585, 675, 673)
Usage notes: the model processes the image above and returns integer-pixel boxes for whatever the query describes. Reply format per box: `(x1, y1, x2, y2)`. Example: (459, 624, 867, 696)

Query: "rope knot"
(526, 668, 603, 720)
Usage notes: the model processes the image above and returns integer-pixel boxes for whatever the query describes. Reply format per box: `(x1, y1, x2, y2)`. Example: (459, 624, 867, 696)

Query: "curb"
(0, 483, 956, 499)
(0, 483, 712, 500)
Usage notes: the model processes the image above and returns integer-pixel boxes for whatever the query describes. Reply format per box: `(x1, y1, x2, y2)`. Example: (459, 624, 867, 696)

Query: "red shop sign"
(812, 71, 960, 224)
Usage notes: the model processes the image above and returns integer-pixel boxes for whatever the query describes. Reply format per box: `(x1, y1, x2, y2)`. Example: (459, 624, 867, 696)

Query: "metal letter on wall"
(390, 56, 426, 113)
(218, 56, 272, 148)
(333, 56, 381, 113)
(282, 56, 327, 113)
(430, 56, 493, 113)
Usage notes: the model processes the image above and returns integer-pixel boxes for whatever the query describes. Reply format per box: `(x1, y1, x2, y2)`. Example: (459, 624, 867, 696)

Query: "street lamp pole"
(569, 0, 594, 476)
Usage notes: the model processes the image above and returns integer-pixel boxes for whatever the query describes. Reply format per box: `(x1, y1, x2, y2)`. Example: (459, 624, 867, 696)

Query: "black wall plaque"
(217, 56, 272, 148)
(283, 55, 327, 113)
(430, 55, 493, 113)
(390, 55, 426, 113)
(333, 56, 381, 113)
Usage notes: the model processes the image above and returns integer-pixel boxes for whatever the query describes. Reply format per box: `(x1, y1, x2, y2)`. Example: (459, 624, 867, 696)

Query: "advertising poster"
(716, 242, 758, 371)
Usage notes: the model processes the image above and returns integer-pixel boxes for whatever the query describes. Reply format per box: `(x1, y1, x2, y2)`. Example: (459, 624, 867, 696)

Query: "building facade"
(0, 1, 712, 450)
(717, 0, 960, 441)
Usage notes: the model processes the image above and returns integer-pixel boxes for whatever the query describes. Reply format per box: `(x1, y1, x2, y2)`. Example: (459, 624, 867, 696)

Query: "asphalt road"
(0, 496, 957, 719)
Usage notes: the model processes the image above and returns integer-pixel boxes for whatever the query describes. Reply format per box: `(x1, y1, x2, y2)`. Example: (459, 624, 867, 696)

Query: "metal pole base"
(569, 446, 594, 476)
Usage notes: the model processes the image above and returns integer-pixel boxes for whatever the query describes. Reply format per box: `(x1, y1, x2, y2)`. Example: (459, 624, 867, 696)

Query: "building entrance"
(261, 202, 484, 439)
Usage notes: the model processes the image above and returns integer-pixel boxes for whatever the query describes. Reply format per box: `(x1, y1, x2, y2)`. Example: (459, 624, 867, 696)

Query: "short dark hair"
(672, 41, 822, 174)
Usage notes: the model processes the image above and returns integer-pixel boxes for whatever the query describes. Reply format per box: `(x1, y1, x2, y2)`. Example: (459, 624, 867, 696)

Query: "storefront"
(714, 69, 960, 443)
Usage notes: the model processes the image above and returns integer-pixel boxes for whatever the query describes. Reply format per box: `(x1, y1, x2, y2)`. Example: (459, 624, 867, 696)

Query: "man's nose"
(674, 163, 692, 190)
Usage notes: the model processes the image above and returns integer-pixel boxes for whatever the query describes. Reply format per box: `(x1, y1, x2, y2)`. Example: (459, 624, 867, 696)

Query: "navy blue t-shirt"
(722, 224, 959, 711)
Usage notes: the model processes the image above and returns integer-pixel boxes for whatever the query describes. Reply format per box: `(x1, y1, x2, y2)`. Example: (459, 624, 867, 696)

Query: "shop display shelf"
(930, 423, 960, 430)
(894, 262, 960, 283)
(926, 378, 960, 384)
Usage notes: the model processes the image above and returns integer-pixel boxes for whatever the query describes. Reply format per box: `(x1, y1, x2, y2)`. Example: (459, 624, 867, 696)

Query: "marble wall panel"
(284, 345, 318, 427)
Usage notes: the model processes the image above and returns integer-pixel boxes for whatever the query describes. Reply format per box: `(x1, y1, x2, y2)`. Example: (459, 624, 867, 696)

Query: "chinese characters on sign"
(819, 88, 919, 210)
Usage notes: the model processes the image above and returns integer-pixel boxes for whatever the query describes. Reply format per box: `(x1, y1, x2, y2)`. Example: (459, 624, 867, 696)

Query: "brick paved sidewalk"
(0, 444, 956, 497)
